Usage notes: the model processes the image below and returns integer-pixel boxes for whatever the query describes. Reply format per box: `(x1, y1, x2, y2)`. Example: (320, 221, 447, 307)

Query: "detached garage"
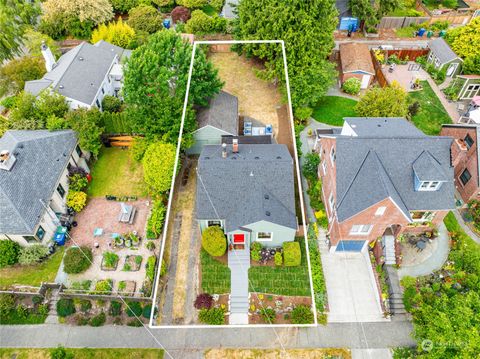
(187, 90, 239, 154)
(339, 43, 375, 89)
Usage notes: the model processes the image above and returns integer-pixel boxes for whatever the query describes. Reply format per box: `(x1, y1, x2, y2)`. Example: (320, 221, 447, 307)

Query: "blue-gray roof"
(428, 38, 459, 65)
(196, 91, 238, 135)
(344, 117, 425, 137)
(196, 144, 297, 232)
(325, 118, 455, 222)
(0, 130, 77, 235)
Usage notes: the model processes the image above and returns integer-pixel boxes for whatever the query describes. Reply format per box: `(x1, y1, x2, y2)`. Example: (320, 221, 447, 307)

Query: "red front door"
(233, 234, 245, 244)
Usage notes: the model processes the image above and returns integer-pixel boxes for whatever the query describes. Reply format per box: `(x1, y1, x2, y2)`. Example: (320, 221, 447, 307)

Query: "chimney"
(222, 143, 227, 158)
(41, 41, 56, 72)
(232, 138, 239, 153)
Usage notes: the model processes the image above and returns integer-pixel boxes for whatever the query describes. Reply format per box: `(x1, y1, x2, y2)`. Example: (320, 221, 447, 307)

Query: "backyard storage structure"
(427, 38, 463, 77)
(187, 91, 239, 155)
(339, 43, 375, 89)
(455, 75, 480, 100)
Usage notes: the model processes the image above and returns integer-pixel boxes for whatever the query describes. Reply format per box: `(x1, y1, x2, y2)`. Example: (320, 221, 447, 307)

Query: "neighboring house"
(187, 90, 239, 154)
(427, 37, 463, 78)
(317, 117, 455, 254)
(441, 123, 480, 203)
(25, 40, 130, 110)
(196, 143, 297, 249)
(454, 75, 480, 100)
(0, 130, 89, 246)
(339, 43, 375, 89)
(221, 0, 239, 18)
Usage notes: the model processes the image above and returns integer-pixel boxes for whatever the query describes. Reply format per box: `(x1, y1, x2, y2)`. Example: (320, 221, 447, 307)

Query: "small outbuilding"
(427, 38, 462, 78)
(455, 75, 480, 100)
(339, 43, 375, 89)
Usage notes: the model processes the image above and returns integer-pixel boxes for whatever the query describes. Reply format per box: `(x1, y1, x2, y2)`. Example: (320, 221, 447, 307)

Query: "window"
(328, 193, 335, 213)
(36, 226, 45, 240)
(96, 99, 101, 108)
(419, 181, 441, 191)
(23, 236, 38, 243)
(57, 183, 65, 198)
(322, 161, 327, 175)
(460, 169, 472, 185)
(101, 87, 105, 95)
(207, 220, 222, 227)
(464, 134, 474, 149)
(465, 84, 480, 99)
(75, 145, 82, 157)
(411, 211, 434, 222)
(330, 148, 336, 165)
(375, 207, 386, 216)
(257, 232, 272, 241)
(350, 225, 372, 235)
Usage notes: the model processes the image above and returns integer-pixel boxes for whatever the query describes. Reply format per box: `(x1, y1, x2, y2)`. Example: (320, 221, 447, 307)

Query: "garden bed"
(0, 293, 48, 325)
(101, 252, 119, 271)
(248, 293, 312, 324)
(118, 280, 136, 295)
(123, 255, 143, 271)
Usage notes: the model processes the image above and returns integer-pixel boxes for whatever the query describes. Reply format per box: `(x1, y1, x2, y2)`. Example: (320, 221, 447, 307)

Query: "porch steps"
(384, 234, 396, 265)
(385, 266, 408, 319)
(228, 249, 250, 325)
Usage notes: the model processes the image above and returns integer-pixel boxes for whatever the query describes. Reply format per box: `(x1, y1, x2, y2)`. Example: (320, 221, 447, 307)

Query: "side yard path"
(0, 322, 415, 349)
(425, 77, 459, 123)
(453, 209, 480, 245)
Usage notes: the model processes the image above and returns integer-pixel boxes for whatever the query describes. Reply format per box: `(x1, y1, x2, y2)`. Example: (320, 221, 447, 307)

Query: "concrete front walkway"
(322, 250, 386, 323)
(398, 223, 450, 278)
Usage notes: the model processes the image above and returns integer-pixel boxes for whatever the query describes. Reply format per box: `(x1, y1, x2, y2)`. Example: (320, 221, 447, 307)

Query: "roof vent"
(276, 156, 282, 159)
(79, 56, 84, 61)
(231, 156, 237, 160)
(265, 211, 271, 216)
(377, 124, 381, 127)
(204, 156, 210, 160)
(351, 124, 356, 128)
(254, 156, 259, 160)
(264, 194, 269, 200)
(59, 85, 64, 89)
(249, 171, 254, 176)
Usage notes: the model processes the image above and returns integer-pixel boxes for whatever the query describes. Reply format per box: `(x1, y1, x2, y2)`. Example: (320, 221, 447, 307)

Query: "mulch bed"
(248, 293, 312, 325)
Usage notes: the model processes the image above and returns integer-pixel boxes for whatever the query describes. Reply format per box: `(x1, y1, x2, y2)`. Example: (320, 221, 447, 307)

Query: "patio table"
(416, 240, 427, 250)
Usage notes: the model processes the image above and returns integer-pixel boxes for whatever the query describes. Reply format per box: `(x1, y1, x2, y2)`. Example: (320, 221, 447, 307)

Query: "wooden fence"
(418, 2, 473, 25)
(385, 48, 429, 61)
(370, 51, 389, 88)
(378, 16, 430, 29)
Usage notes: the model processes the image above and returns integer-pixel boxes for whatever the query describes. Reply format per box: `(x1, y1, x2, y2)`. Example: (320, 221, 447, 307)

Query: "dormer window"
(412, 151, 448, 192)
(419, 181, 441, 191)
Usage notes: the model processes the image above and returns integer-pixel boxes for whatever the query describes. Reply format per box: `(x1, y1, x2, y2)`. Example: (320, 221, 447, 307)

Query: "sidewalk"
(425, 77, 460, 123)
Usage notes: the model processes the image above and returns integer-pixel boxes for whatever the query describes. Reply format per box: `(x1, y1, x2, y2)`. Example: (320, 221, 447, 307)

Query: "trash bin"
(163, 19, 171, 29)
(53, 226, 67, 246)
(439, 30, 446, 37)
(427, 31, 433, 38)
(417, 28, 426, 37)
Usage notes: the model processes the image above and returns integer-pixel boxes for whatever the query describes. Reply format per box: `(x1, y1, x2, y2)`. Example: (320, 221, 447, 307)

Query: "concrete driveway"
(322, 250, 387, 323)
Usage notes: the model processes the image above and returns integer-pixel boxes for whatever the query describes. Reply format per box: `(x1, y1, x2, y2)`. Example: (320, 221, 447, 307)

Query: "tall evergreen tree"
(234, 0, 338, 114)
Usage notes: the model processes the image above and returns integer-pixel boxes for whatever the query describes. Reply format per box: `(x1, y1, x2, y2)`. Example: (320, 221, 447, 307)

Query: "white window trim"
(322, 161, 327, 175)
(330, 148, 335, 166)
(256, 232, 273, 242)
(349, 224, 373, 235)
(411, 211, 435, 223)
(206, 220, 223, 228)
(418, 181, 441, 191)
(328, 193, 335, 213)
(375, 206, 386, 216)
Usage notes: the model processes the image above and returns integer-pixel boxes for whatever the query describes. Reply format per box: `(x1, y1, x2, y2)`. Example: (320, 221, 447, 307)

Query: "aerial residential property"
(0, 130, 87, 246)
(426, 37, 463, 78)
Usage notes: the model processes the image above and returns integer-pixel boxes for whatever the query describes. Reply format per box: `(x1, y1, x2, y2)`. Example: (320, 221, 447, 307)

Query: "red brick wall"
(440, 126, 479, 203)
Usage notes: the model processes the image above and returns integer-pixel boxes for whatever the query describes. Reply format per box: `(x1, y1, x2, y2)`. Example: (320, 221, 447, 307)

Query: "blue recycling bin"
(417, 28, 426, 37)
(163, 19, 171, 29)
(54, 232, 66, 246)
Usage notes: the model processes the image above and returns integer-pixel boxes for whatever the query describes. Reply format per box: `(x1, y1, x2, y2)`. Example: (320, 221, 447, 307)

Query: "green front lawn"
(312, 96, 358, 126)
(200, 249, 231, 294)
(0, 248, 64, 289)
(0, 348, 164, 359)
(87, 147, 146, 197)
(408, 81, 452, 135)
(248, 238, 311, 296)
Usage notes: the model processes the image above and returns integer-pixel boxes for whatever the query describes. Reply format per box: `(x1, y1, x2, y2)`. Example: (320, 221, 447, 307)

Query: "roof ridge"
(52, 42, 86, 90)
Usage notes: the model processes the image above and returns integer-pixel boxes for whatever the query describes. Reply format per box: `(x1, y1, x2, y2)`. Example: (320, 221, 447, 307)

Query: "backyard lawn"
(0, 348, 164, 359)
(200, 249, 231, 294)
(248, 238, 311, 296)
(408, 81, 452, 135)
(0, 248, 64, 289)
(87, 147, 146, 197)
(312, 96, 357, 126)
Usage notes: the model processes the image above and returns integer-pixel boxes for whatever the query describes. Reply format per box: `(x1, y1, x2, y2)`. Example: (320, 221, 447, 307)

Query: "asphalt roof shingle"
(197, 91, 239, 135)
(0, 130, 77, 234)
(428, 38, 459, 64)
(196, 144, 297, 233)
(340, 43, 375, 74)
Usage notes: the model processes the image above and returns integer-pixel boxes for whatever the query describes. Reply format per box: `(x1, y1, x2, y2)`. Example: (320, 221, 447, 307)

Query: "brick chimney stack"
(232, 138, 239, 153)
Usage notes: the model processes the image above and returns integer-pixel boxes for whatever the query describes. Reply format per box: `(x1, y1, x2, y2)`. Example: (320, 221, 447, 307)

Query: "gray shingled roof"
(25, 41, 121, 105)
(344, 117, 425, 137)
(412, 150, 449, 182)
(94, 40, 131, 59)
(0, 130, 77, 235)
(428, 38, 459, 65)
(328, 118, 454, 222)
(197, 91, 238, 135)
(221, 0, 239, 18)
(196, 144, 297, 233)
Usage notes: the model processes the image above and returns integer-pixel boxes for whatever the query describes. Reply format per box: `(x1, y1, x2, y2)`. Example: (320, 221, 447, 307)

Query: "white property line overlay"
(149, 39, 317, 328)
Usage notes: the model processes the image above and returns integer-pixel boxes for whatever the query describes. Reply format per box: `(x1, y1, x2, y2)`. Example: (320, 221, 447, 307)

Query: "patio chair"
(118, 203, 136, 224)
(93, 228, 103, 237)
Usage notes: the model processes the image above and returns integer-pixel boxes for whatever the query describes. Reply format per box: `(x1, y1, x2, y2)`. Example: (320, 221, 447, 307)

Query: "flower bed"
(248, 293, 312, 324)
(0, 293, 48, 324)
(123, 255, 143, 271)
(118, 280, 136, 295)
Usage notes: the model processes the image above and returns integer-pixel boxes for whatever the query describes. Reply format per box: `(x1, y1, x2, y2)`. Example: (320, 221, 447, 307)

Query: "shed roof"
(428, 38, 459, 64)
(339, 43, 375, 75)
(197, 91, 239, 135)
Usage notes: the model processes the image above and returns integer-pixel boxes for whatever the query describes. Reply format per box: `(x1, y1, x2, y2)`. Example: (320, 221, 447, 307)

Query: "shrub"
(201, 226, 227, 257)
(198, 307, 225, 325)
(17, 244, 49, 265)
(185, 10, 226, 34)
(142, 304, 157, 318)
(283, 241, 301, 266)
(89, 312, 106, 327)
(32, 295, 43, 305)
(302, 153, 320, 182)
(91, 19, 136, 49)
(1, 95, 17, 109)
(274, 252, 283, 266)
(194, 293, 213, 309)
(101, 95, 123, 113)
(50, 346, 73, 359)
(146, 255, 157, 282)
(146, 200, 167, 238)
(260, 308, 276, 323)
(250, 241, 263, 261)
(408, 101, 420, 118)
(63, 247, 93, 274)
(127, 318, 143, 326)
(126, 301, 143, 317)
(0, 240, 20, 268)
(171, 6, 191, 24)
(176, 0, 208, 8)
(0, 56, 46, 97)
(146, 241, 156, 251)
(56, 299, 76, 317)
(68, 174, 88, 192)
(93, 279, 113, 294)
(127, 5, 163, 34)
(102, 251, 119, 268)
(110, 0, 139, 13)
(37, 304, 49, 316)
(109, 301, 122, 316)
(131, 137, 150, 162)
(76, 315, 89, 326)
(342, 78, 361, 95)
(66, 191, 88, 212)
(0, 294, 16, 315)
(142, 142, 176, 193)
(294, 106, 313, 121)
(291, 305, 314, 324)
(79, 300, 92, 313)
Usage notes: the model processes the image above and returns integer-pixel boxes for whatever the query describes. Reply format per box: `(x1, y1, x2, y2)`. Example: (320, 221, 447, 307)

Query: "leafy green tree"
(91, 18, 135, 48)
(234, 0, 338, 112)
(142, 142, 177, 193)
(23, 28, 61, 58)
(355, 83, 408, 117)
(349, 0, 377, 28)
(176, 0, 208, 8)
(445, 18, 480, 59)
(185, 10, 226, 34)
(0, 0, 40, 61)
(64, 108, 104, 158)
(110, 0, 139, 13)
(0, 239, 20, 268)
(377, 0, 401, 17)
(43, 0, 113, 26)
(127, 5, 163, 34)
(0, 56, 46, 97)
(462, 54, 480, 75)
(201, 226, 227, 257)
(18, 245, 49, 265)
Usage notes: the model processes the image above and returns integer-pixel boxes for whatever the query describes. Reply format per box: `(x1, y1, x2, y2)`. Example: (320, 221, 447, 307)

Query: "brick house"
(315, 118, 455, 257)
(339, 43, 375, 89)
(440, 124, 480, 203)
